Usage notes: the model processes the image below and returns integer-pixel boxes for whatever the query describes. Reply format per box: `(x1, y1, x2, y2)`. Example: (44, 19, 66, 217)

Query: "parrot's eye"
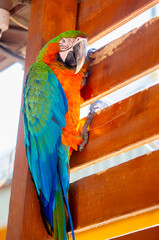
(59, 38, 75, 51)
(61, 38, 66, 44)
(60, 38, 67, 45)
(59, 38, 69, 51)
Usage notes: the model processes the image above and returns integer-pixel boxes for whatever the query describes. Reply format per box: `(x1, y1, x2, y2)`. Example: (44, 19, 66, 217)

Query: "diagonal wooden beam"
(81, 17, 159, 106)
(71, 84, 159, 171)
(77, 0, 158, 43)
(70, 150, 159, 230)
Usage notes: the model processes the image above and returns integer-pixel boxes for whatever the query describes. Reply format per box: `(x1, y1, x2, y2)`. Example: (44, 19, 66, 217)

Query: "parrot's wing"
(23, 61, 68, 203)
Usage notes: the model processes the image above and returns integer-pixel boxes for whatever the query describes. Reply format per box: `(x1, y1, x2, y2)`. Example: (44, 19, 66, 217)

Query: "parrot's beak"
(58, 38, 87, 74)
(73, 39, 87, 74)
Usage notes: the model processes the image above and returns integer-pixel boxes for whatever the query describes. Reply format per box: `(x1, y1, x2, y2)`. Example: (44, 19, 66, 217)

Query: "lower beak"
(73, 39, 87, 74)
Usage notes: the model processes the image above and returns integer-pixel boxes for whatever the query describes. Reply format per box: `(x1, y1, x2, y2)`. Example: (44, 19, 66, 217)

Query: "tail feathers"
(40, 169, 75, 240)
(39, 194, 53, 236)
(53, 175, 67, 240)
(58, 167, 75, 240)
(40, 204, 52, 236)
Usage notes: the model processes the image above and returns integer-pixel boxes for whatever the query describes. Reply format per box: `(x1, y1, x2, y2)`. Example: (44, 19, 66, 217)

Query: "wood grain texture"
(77, 0, 158, 43)
(7, 0, 78, 239)
(111, 226, 159, 240)
(81, 17, 159, 106)
(71, 84, 159, 170)
(69, 150, 159, 230)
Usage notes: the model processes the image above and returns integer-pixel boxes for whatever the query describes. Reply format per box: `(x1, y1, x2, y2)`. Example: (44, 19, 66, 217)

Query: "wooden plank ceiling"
(0, 0, 29, 71)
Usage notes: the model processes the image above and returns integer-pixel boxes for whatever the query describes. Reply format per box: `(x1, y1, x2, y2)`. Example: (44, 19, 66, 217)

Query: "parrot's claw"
(85, 48, 96, 64)
(79, 129, 89, 152)
(81, 69, 92, 87)
(85, 68, 92, 78)
(79, 100, 108, 151)
(81, 77, 87, 88)
(79, 108, 96, 152)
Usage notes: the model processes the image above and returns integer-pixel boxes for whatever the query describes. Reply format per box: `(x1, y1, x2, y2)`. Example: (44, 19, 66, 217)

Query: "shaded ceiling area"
(0, 0, 30, 71)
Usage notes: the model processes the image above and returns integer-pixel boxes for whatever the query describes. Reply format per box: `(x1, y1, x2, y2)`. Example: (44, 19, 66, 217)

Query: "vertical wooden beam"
(7, 0, 78, 239)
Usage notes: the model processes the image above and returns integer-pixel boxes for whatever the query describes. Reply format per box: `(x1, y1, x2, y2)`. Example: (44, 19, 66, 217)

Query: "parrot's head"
(38, 30, 87, 74)
(57, 30, 87, 74)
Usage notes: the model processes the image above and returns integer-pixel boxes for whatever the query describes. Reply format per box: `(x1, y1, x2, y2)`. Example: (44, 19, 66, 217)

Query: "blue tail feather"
(58, 167, 75, 240)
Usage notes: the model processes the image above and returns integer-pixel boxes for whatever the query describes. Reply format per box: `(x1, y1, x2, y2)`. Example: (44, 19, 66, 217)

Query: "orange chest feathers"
(51, 64, 85, 151)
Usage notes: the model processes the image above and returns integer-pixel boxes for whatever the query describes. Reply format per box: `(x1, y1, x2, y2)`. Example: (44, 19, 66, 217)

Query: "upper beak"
(73, 39, 87, 74)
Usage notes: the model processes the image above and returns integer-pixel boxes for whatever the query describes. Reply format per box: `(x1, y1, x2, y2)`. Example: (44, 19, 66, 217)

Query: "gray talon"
(81, 77, 87, 87)
(79, 108, 96, 152)
(81, 68, 91, 88)
(86, 48, 96, 63)
(79, 100, 108, 151)
(84, 72, 89, 78)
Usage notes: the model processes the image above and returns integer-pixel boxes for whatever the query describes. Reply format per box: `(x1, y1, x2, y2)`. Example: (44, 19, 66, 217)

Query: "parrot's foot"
(81, 69, 91, 87)
(85, 48, 96, 64)
(79, 108, 96, 152)
(79, 100, 109, 151)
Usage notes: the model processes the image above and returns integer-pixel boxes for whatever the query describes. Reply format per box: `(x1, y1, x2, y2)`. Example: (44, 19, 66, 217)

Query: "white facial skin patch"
(59, 37, 87, 74)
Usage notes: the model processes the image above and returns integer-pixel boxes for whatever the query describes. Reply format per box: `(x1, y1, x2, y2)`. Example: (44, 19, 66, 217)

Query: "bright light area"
(70, 140, 159, 183)
(0, 63, 24, 156)
(0, 186, 10, 228)
(80, 69, 159, 119)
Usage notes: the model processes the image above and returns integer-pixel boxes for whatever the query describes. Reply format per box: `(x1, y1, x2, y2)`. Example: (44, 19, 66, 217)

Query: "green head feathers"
(50, 30, 87, 43)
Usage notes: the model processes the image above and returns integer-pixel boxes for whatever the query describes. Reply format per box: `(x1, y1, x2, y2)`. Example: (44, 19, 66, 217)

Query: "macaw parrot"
(22, 30, 88, 240)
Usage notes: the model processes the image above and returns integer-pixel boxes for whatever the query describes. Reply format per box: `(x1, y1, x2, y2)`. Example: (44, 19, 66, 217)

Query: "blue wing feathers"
(38, 156, 52, 201)
(58, 143, 70, 193)
(23, 61, 70, 233)
(30, 134, 38, 161)
(58, 82, 69, 113)
(52, 108, 66, 127)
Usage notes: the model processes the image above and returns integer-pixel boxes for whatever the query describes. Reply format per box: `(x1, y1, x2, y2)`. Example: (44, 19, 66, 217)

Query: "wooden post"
(7, 0, 78, 239)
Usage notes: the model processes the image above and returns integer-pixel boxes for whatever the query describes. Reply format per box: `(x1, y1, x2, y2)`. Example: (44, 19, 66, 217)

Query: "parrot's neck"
(37, 42, 60, 63)
(39, 43, 83, 83)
